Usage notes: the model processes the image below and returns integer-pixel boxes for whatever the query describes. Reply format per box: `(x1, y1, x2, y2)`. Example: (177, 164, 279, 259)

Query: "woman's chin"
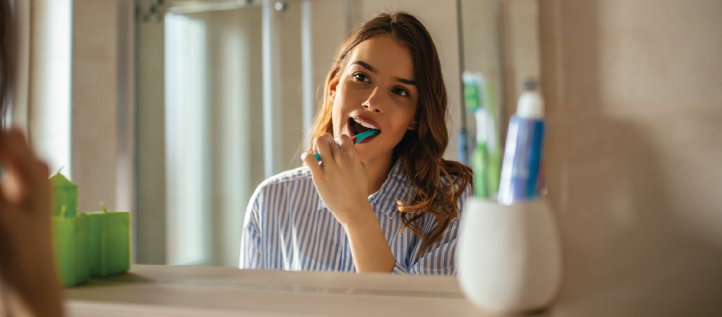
(357, 149, 394, 166)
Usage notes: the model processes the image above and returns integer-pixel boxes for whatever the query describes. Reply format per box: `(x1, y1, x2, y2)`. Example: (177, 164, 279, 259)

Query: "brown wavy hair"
(306, 11, 473, 256)
(0, 0, 13, 126)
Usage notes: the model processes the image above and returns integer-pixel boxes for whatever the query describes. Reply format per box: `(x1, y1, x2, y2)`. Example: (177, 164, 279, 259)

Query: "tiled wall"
(70, 0, 136, 260)
(539, 0, 722, 315)
(71, 0, 119, 215)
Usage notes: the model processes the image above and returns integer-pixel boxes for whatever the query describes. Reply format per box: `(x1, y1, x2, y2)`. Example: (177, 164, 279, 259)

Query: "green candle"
(83, 203, 131, 277)
(50, 172, 78, 217)
(52, 207, 90, 287)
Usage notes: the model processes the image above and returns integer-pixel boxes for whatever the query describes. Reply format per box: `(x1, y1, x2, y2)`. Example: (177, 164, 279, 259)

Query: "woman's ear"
(328, 77, 340, 100)
(407, 117, 418, 130)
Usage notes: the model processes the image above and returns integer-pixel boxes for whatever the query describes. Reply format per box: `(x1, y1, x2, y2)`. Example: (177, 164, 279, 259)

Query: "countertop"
(63, 265, 510, 317)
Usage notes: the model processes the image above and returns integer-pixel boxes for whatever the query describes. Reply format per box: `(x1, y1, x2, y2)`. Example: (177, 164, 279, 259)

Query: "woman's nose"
(362, 87, 384, 113)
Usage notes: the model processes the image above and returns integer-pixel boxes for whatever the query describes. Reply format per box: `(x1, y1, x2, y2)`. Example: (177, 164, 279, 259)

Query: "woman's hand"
(0, 128, 64, 316)
(302, 133, 371, 226)
(301, 133, 396, 273)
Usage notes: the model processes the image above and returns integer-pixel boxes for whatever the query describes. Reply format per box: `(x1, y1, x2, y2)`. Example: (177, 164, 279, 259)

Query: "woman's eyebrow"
(352, 60, 416, 86)
(352, 61, 378, 74)
(392, 77, 416, 86)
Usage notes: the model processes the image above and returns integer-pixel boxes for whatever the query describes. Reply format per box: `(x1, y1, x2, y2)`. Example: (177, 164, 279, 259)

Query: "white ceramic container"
(457, 197, 562, 314)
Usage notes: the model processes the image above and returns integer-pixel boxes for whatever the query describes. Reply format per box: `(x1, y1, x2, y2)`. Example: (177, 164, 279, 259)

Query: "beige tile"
(541, 0, 722, 114)
(595, 0, 722, 112)
(72, 2, 118, 62)
(538, 1, 722, 313)
(542, 109, 722, 316)
(71, 0, 119, 214)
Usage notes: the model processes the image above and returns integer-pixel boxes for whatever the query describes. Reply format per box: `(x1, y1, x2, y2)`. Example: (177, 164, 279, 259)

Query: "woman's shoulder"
(437, 162, 474, 204)
(258, 165, 313, 189)
(248, 166, 315, 213)
(249, 166, 314, 207)
(439, 166, 472, 188)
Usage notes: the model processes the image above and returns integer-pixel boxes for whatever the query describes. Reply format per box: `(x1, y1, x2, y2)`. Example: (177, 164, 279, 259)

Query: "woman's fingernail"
(301, 152, 308, 160)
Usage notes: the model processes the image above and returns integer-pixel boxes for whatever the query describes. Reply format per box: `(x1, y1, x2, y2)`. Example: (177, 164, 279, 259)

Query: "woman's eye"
(393, 88, 409, 97)
(353, 73, 369, 83)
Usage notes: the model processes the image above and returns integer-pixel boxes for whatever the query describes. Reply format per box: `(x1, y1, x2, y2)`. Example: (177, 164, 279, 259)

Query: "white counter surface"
(64, 265, 511, 317)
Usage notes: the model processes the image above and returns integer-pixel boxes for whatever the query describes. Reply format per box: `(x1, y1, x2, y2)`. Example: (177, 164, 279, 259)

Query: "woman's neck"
(363, 152, 395, 196)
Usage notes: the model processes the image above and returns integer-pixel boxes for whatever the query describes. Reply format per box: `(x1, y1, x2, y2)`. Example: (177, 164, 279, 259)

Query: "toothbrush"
(313, 129, 380, 161)
(463, 72, 490, 198)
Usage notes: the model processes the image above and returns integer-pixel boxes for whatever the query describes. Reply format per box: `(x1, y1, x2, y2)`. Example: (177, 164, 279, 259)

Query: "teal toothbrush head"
(313, 129, 379, 161)
(352, 129, 380, 144)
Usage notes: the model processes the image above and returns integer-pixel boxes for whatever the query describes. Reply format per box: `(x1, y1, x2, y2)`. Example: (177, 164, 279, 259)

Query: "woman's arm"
(398, 218, 461, 275)
(301, 133, 395, 273)
(340, 205, 395, 273)
(398, 183, 472, 275)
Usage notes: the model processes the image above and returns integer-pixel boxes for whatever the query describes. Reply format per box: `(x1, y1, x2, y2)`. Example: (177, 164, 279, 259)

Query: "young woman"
(240, 11, 473, 275)
(0, 0, 65, 315)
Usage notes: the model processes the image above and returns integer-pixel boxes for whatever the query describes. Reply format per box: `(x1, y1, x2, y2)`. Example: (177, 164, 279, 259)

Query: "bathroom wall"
(71, 0, 119, 216)
(498, 0, 540, 133)
(68, 0, 137, 260)
(539, 0, 722, 315)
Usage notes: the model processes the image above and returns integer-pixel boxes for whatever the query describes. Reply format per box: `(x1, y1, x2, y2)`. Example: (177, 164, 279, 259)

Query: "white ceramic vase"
(457, 197, 562, 314)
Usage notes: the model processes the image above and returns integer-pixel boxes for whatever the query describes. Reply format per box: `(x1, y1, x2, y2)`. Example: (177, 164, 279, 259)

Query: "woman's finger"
(301, 151, 323, 175)
(0, 129, 46, 180)
(337, 134, 356, 154)
(0, 129, 50, 208)
(0, 132, 33, 194)
(0, 189, 10, 221)
(315, 134, 337, 166)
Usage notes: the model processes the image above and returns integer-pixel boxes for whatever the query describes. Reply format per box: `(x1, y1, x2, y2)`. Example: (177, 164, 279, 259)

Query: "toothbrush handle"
(313, 136, 363, 162)
(313, 144, 341, 162)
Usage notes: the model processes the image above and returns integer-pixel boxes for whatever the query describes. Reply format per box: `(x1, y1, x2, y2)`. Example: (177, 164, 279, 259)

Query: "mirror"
(134, 0, 540, 269)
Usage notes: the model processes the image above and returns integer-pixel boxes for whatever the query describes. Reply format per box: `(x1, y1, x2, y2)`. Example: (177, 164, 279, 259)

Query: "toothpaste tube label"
(497, 116, 544, 205)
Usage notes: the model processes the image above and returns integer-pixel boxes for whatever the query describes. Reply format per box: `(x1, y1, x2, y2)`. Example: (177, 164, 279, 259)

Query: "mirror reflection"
(135, 0, 533, 270)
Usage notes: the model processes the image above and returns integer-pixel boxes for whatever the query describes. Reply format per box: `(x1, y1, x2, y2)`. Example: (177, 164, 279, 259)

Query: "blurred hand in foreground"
(0, 128, 63, 317)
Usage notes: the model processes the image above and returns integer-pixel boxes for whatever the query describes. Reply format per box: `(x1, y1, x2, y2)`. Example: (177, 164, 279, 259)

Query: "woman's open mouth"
(348, 116, 380, 144)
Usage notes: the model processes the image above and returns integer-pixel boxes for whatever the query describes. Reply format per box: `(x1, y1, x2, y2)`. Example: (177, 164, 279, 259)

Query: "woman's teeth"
(353, 118, 376, 129)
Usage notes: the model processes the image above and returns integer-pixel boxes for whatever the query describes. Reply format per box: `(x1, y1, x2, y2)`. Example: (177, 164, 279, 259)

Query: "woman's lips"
(347, 115, 381, 144)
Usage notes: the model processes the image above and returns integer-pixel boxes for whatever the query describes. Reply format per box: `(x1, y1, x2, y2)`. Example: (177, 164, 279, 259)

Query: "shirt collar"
(317, 159, 413, 219)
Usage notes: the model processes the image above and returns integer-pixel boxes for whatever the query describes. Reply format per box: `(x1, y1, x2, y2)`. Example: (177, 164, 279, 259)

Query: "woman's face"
(329, 35, 419, 165)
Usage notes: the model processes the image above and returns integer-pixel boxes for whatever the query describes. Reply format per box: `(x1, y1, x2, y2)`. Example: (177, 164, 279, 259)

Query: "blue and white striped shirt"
(239, 159, 472, 275)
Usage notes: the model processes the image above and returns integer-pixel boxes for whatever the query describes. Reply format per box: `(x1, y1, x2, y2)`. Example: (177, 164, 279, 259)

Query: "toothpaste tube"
(497, 90, 545, 205)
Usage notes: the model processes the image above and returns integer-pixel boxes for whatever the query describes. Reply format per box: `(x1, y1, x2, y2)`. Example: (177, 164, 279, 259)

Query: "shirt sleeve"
(392, 182, 472, 276)
(239, 186, 264, 269)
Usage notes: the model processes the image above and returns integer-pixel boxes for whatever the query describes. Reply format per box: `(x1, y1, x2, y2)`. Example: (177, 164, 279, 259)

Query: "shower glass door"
(136, 0, 349, 267)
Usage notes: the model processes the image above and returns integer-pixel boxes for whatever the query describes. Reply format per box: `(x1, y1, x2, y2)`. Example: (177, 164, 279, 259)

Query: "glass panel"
(163, 5, 265, 266)
(164, 14, 210, 265)
(30, 0, 73, 178)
